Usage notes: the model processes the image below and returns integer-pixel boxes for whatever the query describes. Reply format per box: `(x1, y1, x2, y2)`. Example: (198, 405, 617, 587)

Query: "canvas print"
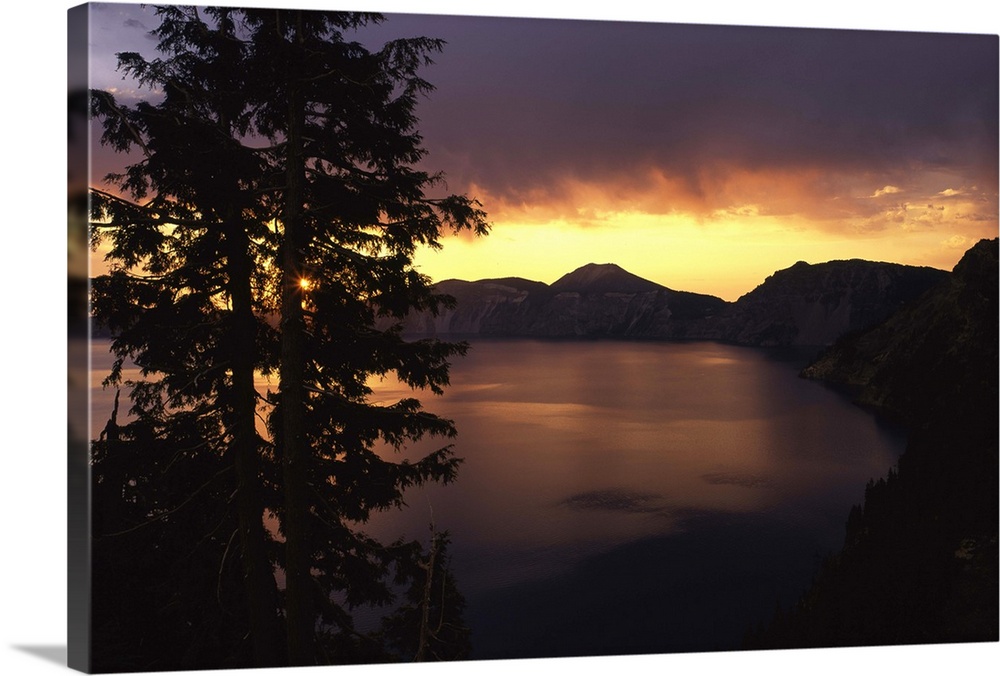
(68, 2, 998, 672)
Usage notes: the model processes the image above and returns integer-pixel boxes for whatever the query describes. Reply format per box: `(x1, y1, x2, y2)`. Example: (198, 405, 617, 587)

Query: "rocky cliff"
(747, 238, 999, 648)
(394, 259, 947, 347)
(712, 259, 948, 347)
(801, 239, 998, 421)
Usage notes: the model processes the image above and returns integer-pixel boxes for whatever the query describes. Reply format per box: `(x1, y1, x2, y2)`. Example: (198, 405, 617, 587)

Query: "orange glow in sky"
(414, 168, 997, 301)
(85, 8, 998, 303)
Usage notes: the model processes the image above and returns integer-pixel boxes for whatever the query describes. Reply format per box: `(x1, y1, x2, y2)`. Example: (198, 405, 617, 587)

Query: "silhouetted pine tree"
(89, 5, 487, 670)
(378, 531, 472, 661)
(90, 7, 282, 667)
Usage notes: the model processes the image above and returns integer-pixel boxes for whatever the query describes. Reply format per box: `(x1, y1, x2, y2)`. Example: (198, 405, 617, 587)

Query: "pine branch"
(90, 89, 152, 157)
(99, 465, 235, 537)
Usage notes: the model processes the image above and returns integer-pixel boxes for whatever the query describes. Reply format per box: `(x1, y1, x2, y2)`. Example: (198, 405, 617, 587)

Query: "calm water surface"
(90, 338, 905, 657)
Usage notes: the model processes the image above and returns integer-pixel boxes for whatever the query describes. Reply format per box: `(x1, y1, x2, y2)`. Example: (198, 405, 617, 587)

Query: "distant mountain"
(398, 278, 546, 336)
(802, 239, 998, 421)
(550, 263, 663, 295)
(711, 258, 949, 346)
(391, 258, 948, 346)
(390, 263, 727, 338)
(747, 238, 999, 648)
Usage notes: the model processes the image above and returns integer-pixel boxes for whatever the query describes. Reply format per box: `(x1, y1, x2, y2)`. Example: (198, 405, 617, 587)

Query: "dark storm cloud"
(361, 14, 998, 207)
(88, 6, 997, 223)
(122, 17, 156, 39)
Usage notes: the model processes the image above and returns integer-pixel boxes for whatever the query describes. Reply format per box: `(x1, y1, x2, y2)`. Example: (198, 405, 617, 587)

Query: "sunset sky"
(0, 3, 997, 676)
(85, 2, 998, 300)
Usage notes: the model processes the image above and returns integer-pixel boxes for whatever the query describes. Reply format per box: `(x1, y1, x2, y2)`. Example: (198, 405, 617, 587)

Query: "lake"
(89, 338, 905, 658)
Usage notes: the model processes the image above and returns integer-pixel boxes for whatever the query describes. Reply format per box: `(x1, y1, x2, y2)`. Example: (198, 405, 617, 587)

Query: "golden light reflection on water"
(89, 338, 905, 596)
(358, 340, 904, 594)
(89, 342, 280, 438)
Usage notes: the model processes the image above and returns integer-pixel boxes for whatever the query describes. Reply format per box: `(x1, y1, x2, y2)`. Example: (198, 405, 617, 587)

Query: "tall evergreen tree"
(89, 5, 487, 669)
(235, 8, 489, 663)
(89, 6, 284, 667)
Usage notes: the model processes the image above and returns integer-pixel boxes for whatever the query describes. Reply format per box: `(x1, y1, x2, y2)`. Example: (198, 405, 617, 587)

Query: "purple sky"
(369, 15, 996, 212)
(82, 2, 998, 297)
(87, 4, 997, 201)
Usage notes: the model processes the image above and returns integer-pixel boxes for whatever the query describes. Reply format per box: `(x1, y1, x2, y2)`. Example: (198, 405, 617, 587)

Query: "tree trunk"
(414, 533, 440, 662)
(280, 14, 315, 663)
(228, 217, 283, 667)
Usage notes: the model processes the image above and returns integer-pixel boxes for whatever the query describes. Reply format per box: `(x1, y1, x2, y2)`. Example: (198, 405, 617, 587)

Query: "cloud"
(88, 9, 998, 251)
(461, 164, 841, 227)
(370, 14, 999, 244)
(455, 157, 999, 250)
(871, 185, 903, 197)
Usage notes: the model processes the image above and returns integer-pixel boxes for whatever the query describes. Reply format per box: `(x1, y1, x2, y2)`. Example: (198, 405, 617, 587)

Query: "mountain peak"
(551, 263, 665, 294)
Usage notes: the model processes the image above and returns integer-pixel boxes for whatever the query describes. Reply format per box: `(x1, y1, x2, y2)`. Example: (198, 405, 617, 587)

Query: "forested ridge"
(745, 238, 998, 647)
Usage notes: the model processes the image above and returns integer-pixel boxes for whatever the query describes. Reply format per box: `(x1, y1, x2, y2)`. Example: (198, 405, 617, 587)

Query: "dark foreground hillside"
(745, 238, 999, 648)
